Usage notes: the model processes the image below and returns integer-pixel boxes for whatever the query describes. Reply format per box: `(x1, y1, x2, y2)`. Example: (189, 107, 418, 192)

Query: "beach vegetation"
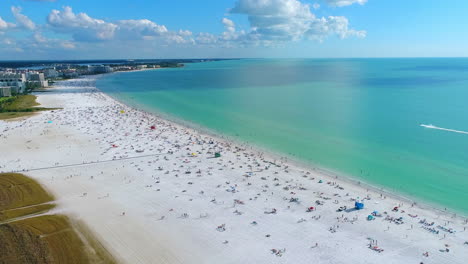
(0, 95, 58, 120)
(0, 173, 116, 264)
(0, 215, 116, 264)
(0, 173, 54, 213)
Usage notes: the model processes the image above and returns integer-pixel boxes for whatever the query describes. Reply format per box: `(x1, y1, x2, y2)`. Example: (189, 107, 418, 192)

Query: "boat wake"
(420, 124, 468, 135)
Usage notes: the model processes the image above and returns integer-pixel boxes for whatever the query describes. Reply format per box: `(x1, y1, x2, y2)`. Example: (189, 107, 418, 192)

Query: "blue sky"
(0, 0, 467, 59)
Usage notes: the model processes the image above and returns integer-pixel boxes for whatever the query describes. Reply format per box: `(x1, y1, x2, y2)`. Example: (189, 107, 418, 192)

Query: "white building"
(60, 69, 80, 78)
(44, 68, 59, 79)
(0, 72, 26, 95)
(88, 65, 113, 74)
(27, 72, 49, 87)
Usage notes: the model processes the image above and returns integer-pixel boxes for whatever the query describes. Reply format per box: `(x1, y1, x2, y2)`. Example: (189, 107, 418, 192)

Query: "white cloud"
(222, 18, 236, 33)
(0, 17, 8, 30)
(60, 41, 76, 49)
(196, 32, 218, 45)
(2, 2, 366, 55)
(2, 38, 15, 45)
(116, 19, 168, 40)
(11, 6, 36, 30)
(178, 30, 192, 37)
(33, 32, 47, 43)
(229, 0, 365, 42)
(28, 31, 78, 51)
(46, 6, 193, 44)
(313, 3, 321, 9)
(0, 16, 16, 31)
(47, 6, 118, 41)
(326, 0, 367, 7)
(307, 16, 366, 40)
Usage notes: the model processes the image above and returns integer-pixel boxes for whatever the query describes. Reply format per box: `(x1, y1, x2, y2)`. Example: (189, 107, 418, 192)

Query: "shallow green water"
(97, 58, 468, 214)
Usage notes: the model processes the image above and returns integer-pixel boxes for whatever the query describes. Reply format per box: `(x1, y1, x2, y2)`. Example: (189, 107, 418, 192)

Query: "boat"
(420, 124, 436, 128)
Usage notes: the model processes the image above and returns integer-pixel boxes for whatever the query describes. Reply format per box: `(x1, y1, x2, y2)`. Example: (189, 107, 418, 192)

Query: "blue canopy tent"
(355, 201, 364, 210)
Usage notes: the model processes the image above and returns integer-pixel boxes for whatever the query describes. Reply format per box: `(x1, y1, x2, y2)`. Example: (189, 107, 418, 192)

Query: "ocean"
(97, 58, 468, 214)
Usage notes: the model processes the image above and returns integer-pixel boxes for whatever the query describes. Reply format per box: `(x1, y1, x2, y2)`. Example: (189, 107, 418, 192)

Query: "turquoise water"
(97, 59, 468, 214)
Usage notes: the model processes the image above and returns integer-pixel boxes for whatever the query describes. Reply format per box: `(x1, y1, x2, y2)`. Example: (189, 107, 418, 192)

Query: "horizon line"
(1, 56, 468, 63)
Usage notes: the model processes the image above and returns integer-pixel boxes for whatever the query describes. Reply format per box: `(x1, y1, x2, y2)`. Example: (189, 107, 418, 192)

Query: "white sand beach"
(1, 77, 468, 264)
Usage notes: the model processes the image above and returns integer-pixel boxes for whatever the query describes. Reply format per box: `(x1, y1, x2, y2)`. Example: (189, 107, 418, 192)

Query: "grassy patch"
(0, 95, 58, 121)
(0, 215, 115, 264)
(0, 97, 14, 105)
(0, 203, 55, 222)
(0, 173, 116, 264)
(0, 173, 54, 212)
(0, 173, 54, 213)
(0, 111, 37, 121)
(2, 95, 40, 110)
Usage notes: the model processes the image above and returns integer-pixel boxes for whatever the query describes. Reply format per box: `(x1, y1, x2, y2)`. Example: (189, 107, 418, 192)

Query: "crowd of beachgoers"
(1, 77, 467, 264)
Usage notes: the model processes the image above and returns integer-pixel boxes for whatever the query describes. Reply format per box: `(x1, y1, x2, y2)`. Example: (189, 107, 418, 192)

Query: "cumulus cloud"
(0, 16, 16, 31)
(222, 18, 236, 33)
(60, 41, 76, 49)
(307, 16, 366, 40)
(46, 6, 193, 44)
(116, 19, 168, 40)
(325, 0, 367, 7)
(2, 38, 15, 46)
(229, 0, 365, 43)
(33, 32, 47, 43)
(47, 6, 117, 41)
(0, 17, 9, 30)
(12, 6, 36, 30)
(2, 1, 366, 55)
(195, 17, 253, 47)
(31, 32, 78, 52)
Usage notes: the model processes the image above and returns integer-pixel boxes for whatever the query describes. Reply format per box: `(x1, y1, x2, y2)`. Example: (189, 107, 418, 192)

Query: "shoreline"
(1, 76, 467, 263)
(96, 73, 467, 220)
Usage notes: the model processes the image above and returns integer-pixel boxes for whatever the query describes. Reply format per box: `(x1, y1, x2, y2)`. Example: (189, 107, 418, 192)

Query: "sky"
(0, 0, 467, 60)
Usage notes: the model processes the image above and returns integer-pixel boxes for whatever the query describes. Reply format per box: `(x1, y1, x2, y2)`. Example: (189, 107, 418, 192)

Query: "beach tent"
(355, 201, 364, 210)
(120, 110, 125, 114)
(150, 125, 156, 130)
(215, 152, 221, 158)
(367, 215, 375, 220)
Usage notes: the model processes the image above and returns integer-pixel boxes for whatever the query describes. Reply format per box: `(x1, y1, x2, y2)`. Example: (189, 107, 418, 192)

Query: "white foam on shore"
(421, 124, 468, 135)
